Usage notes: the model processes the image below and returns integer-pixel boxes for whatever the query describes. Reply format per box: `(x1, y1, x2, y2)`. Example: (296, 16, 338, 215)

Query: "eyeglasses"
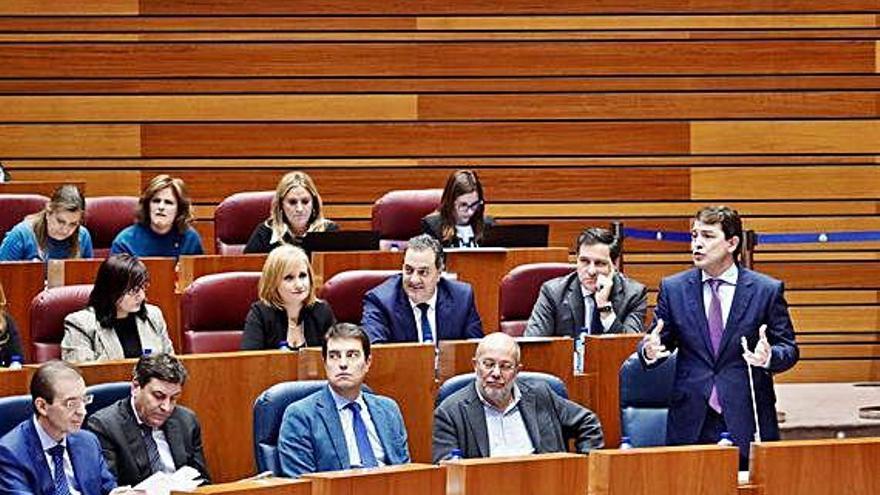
(455, 200, 484, 213)
(60, 394, 93, 411)
(476, 359, 517, 373)
(126, 284, 149, 296)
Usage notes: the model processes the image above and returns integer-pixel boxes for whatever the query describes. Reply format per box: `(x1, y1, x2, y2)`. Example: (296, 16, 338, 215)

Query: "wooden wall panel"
(0, 124, 139, 158)
(790, 306, 880, 332)
(0, 0, 137, 15)
(691, 121, 880, 154)
(140, 122, 690, 157)
(691, 165, 880, 200)
(0, 41, 874, 78)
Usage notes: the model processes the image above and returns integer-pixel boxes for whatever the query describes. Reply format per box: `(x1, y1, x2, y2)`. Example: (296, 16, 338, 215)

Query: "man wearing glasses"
(0, 360, 119, 494)
(86, 353, 211, 486)
(363, 234, 483, 343)
(432, 332, 604, 462)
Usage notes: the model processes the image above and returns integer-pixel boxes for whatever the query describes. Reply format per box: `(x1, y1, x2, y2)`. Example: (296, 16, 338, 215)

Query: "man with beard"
(362, 234, 483, 343)
(639, 205, 798, 469)
(0, 361, 118, 494)
(86, 353, 211, 486)
(432, 332, 603, 462)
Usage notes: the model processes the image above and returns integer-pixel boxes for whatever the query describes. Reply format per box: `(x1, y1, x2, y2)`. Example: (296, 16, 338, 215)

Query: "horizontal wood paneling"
(1, 41, 874, 78)
(791, 306, 879, 332)
(0, 0, 136, 15)
(0, 124, 139, 158)
(691, 165, 880, 199)
(691, 121, 880, 154)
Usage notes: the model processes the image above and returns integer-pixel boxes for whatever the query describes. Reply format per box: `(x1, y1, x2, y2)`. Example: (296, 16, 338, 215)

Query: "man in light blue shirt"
(278, 323, 410, 477)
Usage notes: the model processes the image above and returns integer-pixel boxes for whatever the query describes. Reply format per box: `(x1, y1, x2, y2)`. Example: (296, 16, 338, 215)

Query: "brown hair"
(258, 244, 318, 309)
(137, 174, 194, 235)
(89, 254, 150, 327)
(267, 171, 332, 242)
(321, 323, 371, 360)
(0, 282, 8, 342)
(694, 205, 743, 260)
(437, 170, 486, 245)
(30, 360, 82, 410)
(26, 184, 86, 258)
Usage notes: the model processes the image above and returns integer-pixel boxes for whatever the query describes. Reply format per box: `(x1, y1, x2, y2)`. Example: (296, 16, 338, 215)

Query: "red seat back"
(84, 196, 138, 257)
(0, 194, 48, 241)
(319, 270, 398, 324)
(181, 271, 261, 353)
(499, 263, 576, 336)
(30, 284, 93, 362)
(370, 189, 442, 250)
(214, 191, 274, 255)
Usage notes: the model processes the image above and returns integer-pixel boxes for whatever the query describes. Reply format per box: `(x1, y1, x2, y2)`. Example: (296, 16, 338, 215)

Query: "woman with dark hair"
(111, 174, 203, 258)
(0, 281, 24, 367)
(421, 169, 493, 248)
(243, 171, 338, 254)
(61, 253, 174, 363)
(241, 244, 335, 350)
(0, 184, 93, 261)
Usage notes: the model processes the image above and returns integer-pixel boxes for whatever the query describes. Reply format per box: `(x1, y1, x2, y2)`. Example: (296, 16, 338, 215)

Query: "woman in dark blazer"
(0, 281, 24, 367)
(241, 244, 335, 350)
(422, 169, 493, 248)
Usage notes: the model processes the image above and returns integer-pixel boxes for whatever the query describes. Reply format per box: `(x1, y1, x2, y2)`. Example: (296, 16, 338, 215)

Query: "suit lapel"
(435, 282, 450, 340)
(67, 434, 90, 494)
(24, 421, 55, 495)
(515, 384, 542, 453)
(462, 387, 490, 457)
(121, 400, 153, 479)
(719, 268, 755, 355)
(685, 270, 714, 360)
(564, 278, 585, 337)
(162, 414, 185, 471)
(363, 394, 393, 463)
(96, 325, 123, 359)
(316, 388, 350, 469)
(394, 286, 419, 342)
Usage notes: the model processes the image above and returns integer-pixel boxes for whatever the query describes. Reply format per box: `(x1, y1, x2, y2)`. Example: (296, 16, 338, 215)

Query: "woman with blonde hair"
(241, 244, 335, 350)
(111, 174, 203, 257)
(0, 281, 24, 367)
(243, 171, 337, 254)
(422, 169, 493, 248)
(0, 184, 93, 261)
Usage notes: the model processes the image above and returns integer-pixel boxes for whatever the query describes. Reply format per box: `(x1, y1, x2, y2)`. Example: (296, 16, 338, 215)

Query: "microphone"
(741, 334, 763, 443)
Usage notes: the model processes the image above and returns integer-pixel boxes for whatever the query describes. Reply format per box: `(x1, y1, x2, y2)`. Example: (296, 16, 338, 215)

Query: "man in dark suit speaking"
(432, 332, 603, 462)
(363, 234, 483, 343)
(86, 353, 211, 486)
(639, 205, 799, 468)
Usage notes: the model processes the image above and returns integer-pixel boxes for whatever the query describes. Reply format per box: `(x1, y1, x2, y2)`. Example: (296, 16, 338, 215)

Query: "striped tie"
(48, 444, 70, 495)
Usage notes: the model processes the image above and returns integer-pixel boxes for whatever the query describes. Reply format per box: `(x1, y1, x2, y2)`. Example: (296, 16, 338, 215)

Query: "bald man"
(432, 333, 603, 462)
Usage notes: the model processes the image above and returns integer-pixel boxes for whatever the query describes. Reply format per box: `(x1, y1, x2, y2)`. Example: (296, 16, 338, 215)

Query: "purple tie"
(707, 279, 724, 412)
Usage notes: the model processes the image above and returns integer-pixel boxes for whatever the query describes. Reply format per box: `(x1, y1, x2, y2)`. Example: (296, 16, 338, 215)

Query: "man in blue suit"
(0, 360, 119, 495)
(640, 206, 798, 469)
(278, 323, 410, 478)
(362, 234, 483, 343)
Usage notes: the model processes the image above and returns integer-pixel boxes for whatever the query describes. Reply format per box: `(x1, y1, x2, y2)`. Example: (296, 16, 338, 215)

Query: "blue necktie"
(48, 444, 70, 495)
(345, 402, 378, 468)
(588, 294, 604, 335)
(417, 302, 433, 343)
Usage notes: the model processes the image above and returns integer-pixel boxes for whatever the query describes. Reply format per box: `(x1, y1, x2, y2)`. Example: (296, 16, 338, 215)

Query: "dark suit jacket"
(524, 272, 647, 337)
(637, 267, 799, 457)
(241, 300, 336, 350)
(362, 274, 483, 343)
(85, 398, 211, 486)
(432, 378, 604, 462)
(0, 419, 116, 495)
(420, 213, 495, 248)
(243, 221, 339, 254)
(278, 386, 410, 478)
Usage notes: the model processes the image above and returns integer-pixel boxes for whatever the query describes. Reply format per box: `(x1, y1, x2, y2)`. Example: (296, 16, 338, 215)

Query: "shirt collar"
(130, 397, 148, 428)
(474, 380, 522, 414)
(328, 384, 366, 412)
(701, 263, 739, 286)
(33, 416, 66, 451)
(408, 288, 439, 313)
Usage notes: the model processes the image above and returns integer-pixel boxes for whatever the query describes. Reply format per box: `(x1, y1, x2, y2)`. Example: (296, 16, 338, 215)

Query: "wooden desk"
(301, 463, 445, 495)
(0, 367, 32, 397)
(588, 445, 738, 495)
(0, 261, 45, 362)
(444, 453, 587, 495)
(298, 343, 436, 465)
(46, 257, 181, 349)
(176, 477, 310, 495)
(178, 254, 268, 290)
(750, 438, 880, 495)
(583, 334, 642, 449)
(77, 350, 301, 483)
(311, 248, 569, 329)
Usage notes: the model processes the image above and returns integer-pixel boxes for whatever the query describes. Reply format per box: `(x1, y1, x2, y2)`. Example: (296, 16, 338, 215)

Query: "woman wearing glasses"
(422, 169, 493, 248)
(61, 254, 174, 363)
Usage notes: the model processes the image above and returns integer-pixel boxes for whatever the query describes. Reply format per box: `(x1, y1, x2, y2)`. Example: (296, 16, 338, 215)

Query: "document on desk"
(134, 465, 204, 495)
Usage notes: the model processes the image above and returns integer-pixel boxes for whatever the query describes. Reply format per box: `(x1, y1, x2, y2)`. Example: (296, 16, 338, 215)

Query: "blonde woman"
(243, 171, 337, 254)
(241, 245, 335, 350)
(0, 184, 93, 261)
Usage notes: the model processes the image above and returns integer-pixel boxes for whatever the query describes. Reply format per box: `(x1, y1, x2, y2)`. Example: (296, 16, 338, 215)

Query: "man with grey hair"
(363, 234, 483, 343)
(432, 332, 603, 462)
(86, 353, 211, 486)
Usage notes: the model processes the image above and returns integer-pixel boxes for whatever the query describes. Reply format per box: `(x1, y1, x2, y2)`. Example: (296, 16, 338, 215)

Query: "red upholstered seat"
(370, 189, 442, 250)
(499, 262, 576, 336)
(181, 271, 261, 353)
(0, 194, 49, 241)
(84, 196, 138, 257)
(319, 270, 398, 324)
(30, 284, 93, 362)
(214, 191, 274, 255)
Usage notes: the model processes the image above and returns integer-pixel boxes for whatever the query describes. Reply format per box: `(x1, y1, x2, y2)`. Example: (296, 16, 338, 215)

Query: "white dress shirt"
(474, 383, 535, 457)
(328, 386, 387, 467)
(34, 416, 82, 495)
(579, 285, 615, 333)
(408, 290, 439, 343)
(130, 398, 176, 473)
(701, 263, 738, 328)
